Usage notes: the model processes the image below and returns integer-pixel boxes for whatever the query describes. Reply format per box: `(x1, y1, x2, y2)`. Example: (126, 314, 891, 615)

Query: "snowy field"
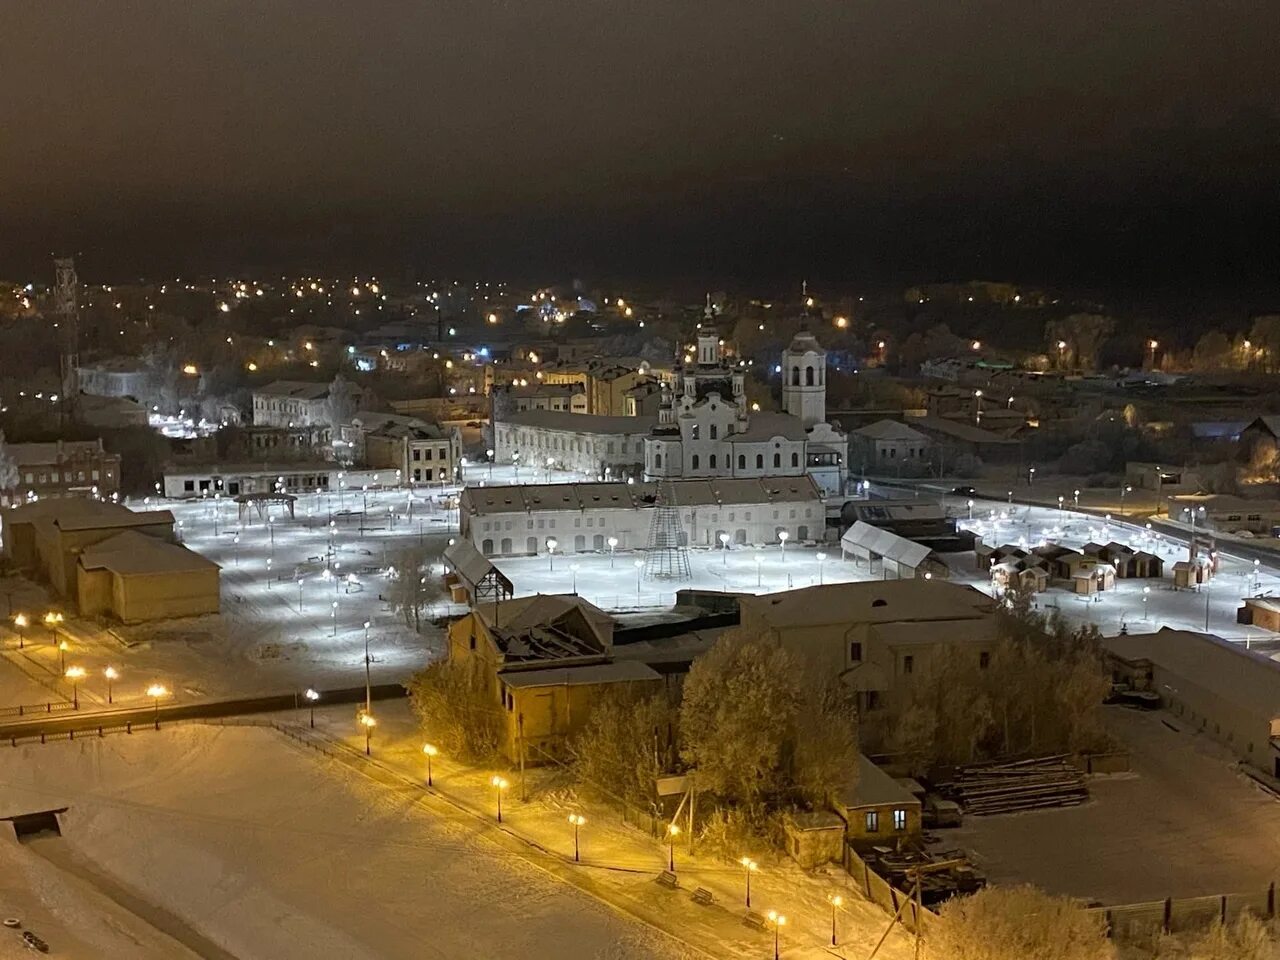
(0, 722, 702, 960)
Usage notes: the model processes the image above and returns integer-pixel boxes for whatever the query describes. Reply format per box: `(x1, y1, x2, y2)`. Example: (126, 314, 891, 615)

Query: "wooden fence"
(1093, 884, 1277, 939)
(844, 845, 939, 936)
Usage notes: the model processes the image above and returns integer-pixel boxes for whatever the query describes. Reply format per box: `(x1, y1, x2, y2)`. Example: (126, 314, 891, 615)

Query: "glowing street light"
(1120, 483, 1132, 514)
(634, 557, 644, 597)
(57, 639, 69, 673)
(719, 532, 731, 565)
(1057, 495, 1065, 513)
(490, 775, 509, 822)
(233, 534, 241, 566)
(546, 537, 558, 572)
(568, 813, 586, 861)
(828, 893, 843, 945)
(13, 613, 27, 649)
(359, 711, 376, 755)
(331, 600, 339, 637)
(767, 910, 787, 960)
(967, 498, 974, 520)
(778, 530, 789, 557)
(740, 856, 758, 906)
(104, 666, 118, 704)
(146, 683, 168, 729)
(1073, 488, 1081, 509)
(607, 536, 618, 568)
(666, 822, 680, 871)
(1143, 585, 1151, 620)
(423, 743, 438, 786)
(816, 551, 827, 584)
(304, 687, 320, 727)
(64, 666, 86, 708)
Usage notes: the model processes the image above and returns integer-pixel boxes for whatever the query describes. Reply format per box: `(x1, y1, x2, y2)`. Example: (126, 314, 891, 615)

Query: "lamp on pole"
(146, 683, 168, 729)
(305, 687, 319, 727)
(423, 743, 438, 786)
(719, 531, 730, 565)
(568, 813, 586, 862)
(634, 558, 644, 597)
(1057, 494, 1065, 514)
(827, 894, 843, 945)
(487, 448, 495, 482)
(65, 666, 85, 708)
(363, 620, 372, 714)
(359, 711, 376, 755)
(1143, 585, 1150, 620)
(755, 553, 763, 588)
(666, 822, 680, 871)
(966, 498, 974, 520)
(233, 534, 240, 566)
(739, 857, 758, 906)
(546, 538, 557, 572)
(57, 640, 68, 674)
(13, 613, 26, 649)
(607, 536, 618, 568)
(767, 911, 786, 960)
(490, 775, 509, 822)
(570, 562, 579, 594)
(778, 530, 789, 557)
(104, 666, 118, 704)
(1073, 488, 1081, 509)
(1028, 465, 1036, 486)
(297, 578, 304, 614)
(1121, 483, 1132, 515)
(816, 551, 827, 585)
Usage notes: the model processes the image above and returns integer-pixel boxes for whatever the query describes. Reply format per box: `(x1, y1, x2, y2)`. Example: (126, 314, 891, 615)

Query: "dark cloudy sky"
(3, 1, 1278, 292)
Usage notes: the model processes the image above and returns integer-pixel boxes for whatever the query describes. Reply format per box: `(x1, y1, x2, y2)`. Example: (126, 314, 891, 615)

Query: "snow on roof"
(741, 579, 993, 631)
(461, 477, 822, 516)
(841, 754, 921, 810)
(443, 538, 507, 591)
(474, 594, 615, 654)
(78, 531, 219, 576)
(498, 409, 656, 434)
(254, 380, 332, 400)
(7, 499, 173, 533)
(1104, 628, 1280, 719)
(852, 419, 930, 443)
(499, 660, 660, 689)
(840, 521, 932, 569)
(727, 411, 808, 443)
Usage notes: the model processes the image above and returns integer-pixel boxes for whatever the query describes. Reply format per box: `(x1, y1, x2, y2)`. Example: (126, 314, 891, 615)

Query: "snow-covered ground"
(0, 714, 915, 960)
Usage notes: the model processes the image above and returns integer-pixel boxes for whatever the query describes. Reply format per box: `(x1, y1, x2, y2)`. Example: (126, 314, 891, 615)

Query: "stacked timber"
(944, 755, 1086, 815)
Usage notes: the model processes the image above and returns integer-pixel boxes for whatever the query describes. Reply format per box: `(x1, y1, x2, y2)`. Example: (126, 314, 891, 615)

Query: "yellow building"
(77, 532, 221, 622)
(447, 594, 660, 762)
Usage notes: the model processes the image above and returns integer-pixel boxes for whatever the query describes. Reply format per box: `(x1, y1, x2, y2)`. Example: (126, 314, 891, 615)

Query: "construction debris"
(941, 755, 1087, 815)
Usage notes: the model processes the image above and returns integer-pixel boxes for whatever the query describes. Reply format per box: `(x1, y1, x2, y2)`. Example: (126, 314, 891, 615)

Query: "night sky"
(3, 1, 1278, 293)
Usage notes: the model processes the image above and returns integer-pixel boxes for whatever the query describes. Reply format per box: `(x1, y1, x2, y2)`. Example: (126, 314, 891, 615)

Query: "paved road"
(0, 682, 408, 739)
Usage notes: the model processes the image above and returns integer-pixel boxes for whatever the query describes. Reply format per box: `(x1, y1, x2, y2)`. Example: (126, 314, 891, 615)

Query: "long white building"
(492, 410, 655, 479)
(459, 476, 825, 557)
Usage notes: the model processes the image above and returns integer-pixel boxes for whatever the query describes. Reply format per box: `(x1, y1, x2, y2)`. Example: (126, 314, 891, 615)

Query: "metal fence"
(0, 700, 78, 720)
(1093, 885, 1277, 939)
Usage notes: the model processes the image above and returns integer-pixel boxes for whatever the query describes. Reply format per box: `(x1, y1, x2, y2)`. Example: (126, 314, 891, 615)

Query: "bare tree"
(926, 885, 1114, 960)
(385, 545, 439, 631)
(0, 431, 18, 495)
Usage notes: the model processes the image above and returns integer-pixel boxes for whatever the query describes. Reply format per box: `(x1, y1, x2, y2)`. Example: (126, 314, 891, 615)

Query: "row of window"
(409, 446, 451, 462)
(879, 446, 928, 459)
(847, 644, 991, 672)
(653, 452, 799, 470)
(500, 430, 639, 456)
(24, 469, 110, 484)
(864, 809, 908, 833)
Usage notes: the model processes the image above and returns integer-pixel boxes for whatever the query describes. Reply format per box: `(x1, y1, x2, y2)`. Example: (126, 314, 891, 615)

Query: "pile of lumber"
(944, 755, 1086, 815)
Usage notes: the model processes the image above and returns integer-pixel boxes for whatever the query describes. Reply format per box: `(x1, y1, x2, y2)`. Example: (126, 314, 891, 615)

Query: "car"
(950, 486, 977, 497)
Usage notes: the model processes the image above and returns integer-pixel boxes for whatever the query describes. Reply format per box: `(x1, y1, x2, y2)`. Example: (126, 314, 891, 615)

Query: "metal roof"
(840, 521, 932, 569)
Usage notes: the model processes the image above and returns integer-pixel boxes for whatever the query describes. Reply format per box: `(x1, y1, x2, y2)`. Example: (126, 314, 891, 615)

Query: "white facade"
(492, 410, 653, 478)
(644, 331, 847, 496)
(252, 382, 331, 428)
(460, 477, 825, 557)
(162, 464, 401, 499)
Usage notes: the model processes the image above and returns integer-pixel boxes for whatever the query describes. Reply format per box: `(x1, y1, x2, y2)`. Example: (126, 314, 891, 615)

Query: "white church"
(644, 329, 847, 496)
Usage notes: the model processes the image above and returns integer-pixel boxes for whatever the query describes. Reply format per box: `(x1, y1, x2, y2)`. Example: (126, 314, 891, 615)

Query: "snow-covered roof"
(852, 419, 929, 443)
(7, 499, 173, 533)
(460, 476, 822, 517)
(728, 411, 808, 443)
(840, 754, 921, 810)
(443, 538, 507, 591)
(254, 380, 332, 400)
(498, 409, 656, 435)
(840, 521, 931, 569)
(78, 531, 219, 576)
(741, 579, 993, 631)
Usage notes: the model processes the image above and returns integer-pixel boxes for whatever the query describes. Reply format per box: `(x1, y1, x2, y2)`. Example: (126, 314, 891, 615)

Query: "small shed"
(783, 811, 846, 868)
(841, 521, 948, 580)
(444, 538, 514, 604)
(832, 755, 923, 851)
(1173, 558, 1211, 589)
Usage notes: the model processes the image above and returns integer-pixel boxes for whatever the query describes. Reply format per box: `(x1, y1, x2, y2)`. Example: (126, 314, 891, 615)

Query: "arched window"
(756, 454, 764, 469)
(773, 453, 781, 468)
(791, 366, 800, 386)
(654, 452, 662, 468)
(805, 366, 815, 386)
(738, 454, 746, 470)
(709, 454, 717, 469)
(692, 454, 700, 470)
(791, 452, 799, 468)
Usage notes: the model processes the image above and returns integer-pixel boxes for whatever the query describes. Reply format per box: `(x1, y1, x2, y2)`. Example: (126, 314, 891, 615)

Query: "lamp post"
(666, 823, 680, 871)
(1057, 495, 1065, 514)
(146, 683, 167, 729)
(1121, 484, 1132, 515)
(297, 578, 304, 614)
(423, 743, 438, 786)
(545, 456, 555, 482)
(607, 536, 618, 568)
(1143, 585, 1150, 620)
(546, 538, 557, 572)
(331, 600, 338, 637)
(755, 553, 763, 588)
(65, 666, 85, 708)
(1007, 490, 1013, 505)
(104, 666, 118, 704)
(305, 687, 319, 727)
(966, 498, 974, 520)
(570, 562, 579, 594)
(512, 450, 520, 483)
(568, 813, 586, 862)
(363, 620, 372, 714)
(767, 911, 786, 960)
(634, 558, 644, 597)
(490, 775, 509, 822)
(233, 534, 240, 566)
(57, 640, 68, 673)
(266, 557, 272, 588)
(359, 711, 376, 755)
(827, 894, 843, 946)
(1028, 465, 1036, 486)
(739, 857, 758, 906)
(719, 532, 730, 565)
(816, 551, 827, 585)
(778, 530, 789, 557)
(1073, 488, 1080, 509)
(13, 613, 26, 649)
(487, 448, 495, 482)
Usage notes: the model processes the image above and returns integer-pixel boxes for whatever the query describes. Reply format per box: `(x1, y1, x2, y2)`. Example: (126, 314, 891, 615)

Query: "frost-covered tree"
(570, 689, 677, 807)
(926, 885, 1114, 960)
(406, 658, 503, 761)
(384, 545, 439, 631)
(0, 431, 19, 494)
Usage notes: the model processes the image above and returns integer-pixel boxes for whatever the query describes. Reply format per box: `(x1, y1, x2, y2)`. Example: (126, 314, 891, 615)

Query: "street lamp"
(305, 687, 320, 727)
(755, 553, 763, 588)
(568, 813, 586, 862)
(827, 894, 843, 946)
(816, 551, 827, 585)
(545, 455, 555, 482)
(1143, 585, 1151, 620)
(634, 558, 644, 597)
(13, 613, 26, 649)
(146, 683, 168, 729)
(487, 448, 495, 482)
(423, 743, 438, 786)
(570, 562, 579, 594)
(1121, 483, 1132, 514)
(967, 498, 974, 520)
(331, 600, 339, 636)
(490, 775, 509, 822)
(666, 822, 680, 871)
(359, 711, 376, 755)
(1073, 488, 1080, 509)
(1057, 495, 1065, 514)
(1028, 465, 1036, 486)
(104, 666, 118, 704)
(778, 530, 789, 557)
(297, 578, 304, 614)
(233, 534, 240, 566)
(719, 532, 730, 565)
(363, 620, 373, 713)
(57, 640, 68, 673)
(607, 536, 618, 568)
(64, 666, 86, 708)
(546, 537, 557, 572)
(767, 910, 787, 960)
(739, 856, 758, 906)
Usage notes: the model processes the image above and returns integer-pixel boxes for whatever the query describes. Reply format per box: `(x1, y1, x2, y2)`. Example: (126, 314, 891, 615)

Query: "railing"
(0, 700, 78, 719)
(844, 845, 939, 936)
(1093, 885, 1277, 939)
